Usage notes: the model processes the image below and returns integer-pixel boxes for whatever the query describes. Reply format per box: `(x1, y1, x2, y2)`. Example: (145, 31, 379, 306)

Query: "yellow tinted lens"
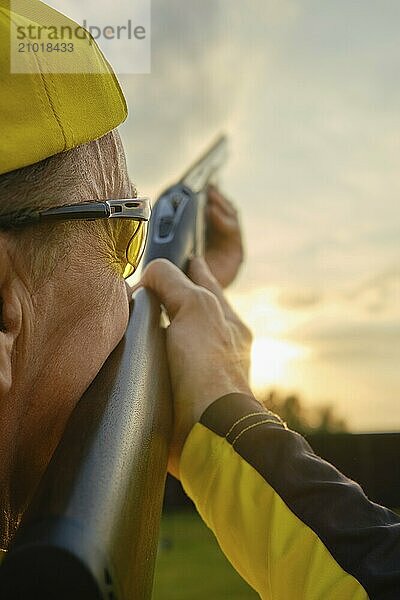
(123, 221, 148, 278)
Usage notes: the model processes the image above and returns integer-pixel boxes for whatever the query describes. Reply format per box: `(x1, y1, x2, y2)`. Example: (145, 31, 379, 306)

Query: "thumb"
(188, 257, 237, 322)
(139, 258, 196, 319)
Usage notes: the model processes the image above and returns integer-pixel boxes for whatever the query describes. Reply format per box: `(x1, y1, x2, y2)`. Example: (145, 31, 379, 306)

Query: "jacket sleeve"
(179, 393, 400, 600)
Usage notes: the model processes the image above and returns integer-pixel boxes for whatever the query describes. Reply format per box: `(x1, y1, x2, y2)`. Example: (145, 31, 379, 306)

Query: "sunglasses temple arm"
(39, 203, 109, 222)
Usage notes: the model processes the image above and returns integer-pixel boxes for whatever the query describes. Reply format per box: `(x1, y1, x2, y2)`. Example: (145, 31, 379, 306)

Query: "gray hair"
(0, 130, 133, 286)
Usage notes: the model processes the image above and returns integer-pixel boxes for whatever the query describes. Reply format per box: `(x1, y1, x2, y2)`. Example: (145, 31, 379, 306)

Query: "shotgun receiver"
(0, 136, 228, 599)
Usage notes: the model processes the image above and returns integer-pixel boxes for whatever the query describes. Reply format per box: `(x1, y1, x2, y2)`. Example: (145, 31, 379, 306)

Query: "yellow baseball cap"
(0, 0, 127, 176)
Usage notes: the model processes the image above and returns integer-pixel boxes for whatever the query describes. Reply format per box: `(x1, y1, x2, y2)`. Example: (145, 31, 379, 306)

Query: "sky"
(48, 0, 400, 431)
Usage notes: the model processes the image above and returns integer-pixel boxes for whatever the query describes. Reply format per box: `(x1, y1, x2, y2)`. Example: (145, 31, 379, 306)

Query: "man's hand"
(205, 186, 243, 288)
(139, 257, 252, 479)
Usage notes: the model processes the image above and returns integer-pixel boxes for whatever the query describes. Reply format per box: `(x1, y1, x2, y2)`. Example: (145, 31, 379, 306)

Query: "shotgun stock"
(0, 136, 228, 599)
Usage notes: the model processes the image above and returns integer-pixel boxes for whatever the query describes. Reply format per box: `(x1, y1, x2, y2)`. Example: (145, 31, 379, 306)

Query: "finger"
(208, 185, 238, 217)
(188, 257, 238, 322)
(191, 259, 253, 347)
(207, 202, 240, 235)
(140, 258, 196, 319)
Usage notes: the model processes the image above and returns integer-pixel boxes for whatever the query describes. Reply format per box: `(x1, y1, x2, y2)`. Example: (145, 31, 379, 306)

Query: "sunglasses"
(0, 198, 151, 278)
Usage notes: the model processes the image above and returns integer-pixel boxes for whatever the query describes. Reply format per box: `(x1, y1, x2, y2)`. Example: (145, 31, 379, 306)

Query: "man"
(1, 1, 400, 599)
(0, 0, 244, 551)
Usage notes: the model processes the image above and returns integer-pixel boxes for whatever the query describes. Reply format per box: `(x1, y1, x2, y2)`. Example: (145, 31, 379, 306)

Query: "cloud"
(347, 269, 400, 315)
(116, 0, 400, 334)
(118, 0, 301, 188)
(277, 290, 323, 310)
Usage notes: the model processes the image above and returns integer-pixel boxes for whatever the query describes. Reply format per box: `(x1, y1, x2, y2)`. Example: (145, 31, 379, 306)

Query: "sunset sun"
(250, 336, 311, 390)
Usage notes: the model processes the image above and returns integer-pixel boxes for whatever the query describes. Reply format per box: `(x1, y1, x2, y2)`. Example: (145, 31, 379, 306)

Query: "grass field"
(152, 510, 259, 600)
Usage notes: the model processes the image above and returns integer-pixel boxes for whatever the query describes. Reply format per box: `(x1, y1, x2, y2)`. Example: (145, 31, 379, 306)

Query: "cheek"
(99, 279, 130, 354)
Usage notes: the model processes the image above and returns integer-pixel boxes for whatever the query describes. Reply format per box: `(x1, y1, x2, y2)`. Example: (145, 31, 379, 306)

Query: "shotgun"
(0, 136, 228, 599)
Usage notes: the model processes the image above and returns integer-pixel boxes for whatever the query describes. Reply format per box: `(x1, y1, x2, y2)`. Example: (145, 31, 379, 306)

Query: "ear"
(0, 244, 22, 396)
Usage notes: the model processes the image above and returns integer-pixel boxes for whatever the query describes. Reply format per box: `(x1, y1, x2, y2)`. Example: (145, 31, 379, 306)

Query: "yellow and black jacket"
(180, 393, 400, 599)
